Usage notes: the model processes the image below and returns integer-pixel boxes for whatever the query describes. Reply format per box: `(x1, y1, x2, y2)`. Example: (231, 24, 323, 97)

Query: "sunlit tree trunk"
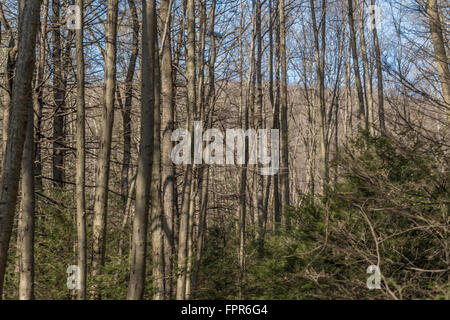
(92, 0, 118, 299)
(51, 0, 65, 187)
(18, 101, 35, 300)
(75, 0, 87, 300)
(268, 0, 281, 231)
(160, 0, 175, 299)
(358, 0, 374, 135)
(255, 0, 265, 257)
(127, 0, 156, 300)
(426, 0, 450, 121)
(176, 0, 196, 300)
(0, 2, 17, 157)
(151, 35, 164, 300)
(121, 0, 139, 205)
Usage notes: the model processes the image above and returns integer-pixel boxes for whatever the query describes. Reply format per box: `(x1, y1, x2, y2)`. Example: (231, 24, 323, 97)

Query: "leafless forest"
(0, 0, 448, 300)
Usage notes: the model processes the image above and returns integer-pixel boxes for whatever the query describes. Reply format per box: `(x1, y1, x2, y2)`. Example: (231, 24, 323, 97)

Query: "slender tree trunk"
(370, 0, 385, 133)
(51, 0, 65, 187)
(279, 0, 290, 225)
(121, 0, 139, 203)
(0, 0, 41, 299)
(34, 0, 48, 191)
(268, 0, 280, 232)
(92, 0, 118, 299)
(255, 0, 265, 258)
(345, 46, 353, 137)
(238, 0, 257, 297)
(358, 0, 374, 134)
(347, 0, 366, 130)
(171, 3, 186, 286)
(185, 0, 208, 299)
(160, 0, 175, 299)
(0, 2, 17, 157)
(426, 0, 450, 121)
(18, 103, 35, 300)
(310, 0, 329, 190)
(176, 0, 196, 300)
(118, 174, 136, 256)
(127, 0, 155, 300)
(75, 0, 87, 300)
(151, 34, 165, 300)
(184, 175, 196, 299)
(273, 0, 282, 229)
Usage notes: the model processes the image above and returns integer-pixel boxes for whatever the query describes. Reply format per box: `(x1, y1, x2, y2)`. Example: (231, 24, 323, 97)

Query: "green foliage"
(197, 131, 449, 300)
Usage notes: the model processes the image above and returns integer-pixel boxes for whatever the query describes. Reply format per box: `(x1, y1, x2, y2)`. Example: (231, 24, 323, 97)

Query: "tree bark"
(347, 0, 366, 130)
(121, 0, 139, 203)
(75, 0, 87, 300)
(176, 0, 196, 300)
(370, 0, 385, 133)
(34, 0, 49, 191)
(358, 0, 374, 134)
(51, 0, 65, 187)
(160, 0, 175, 299)
(426, 0, 450, 121)
(92, 0, 118, 299)
(18, 102, 35, 300)
(127, 0, 155, 300)
(279, 0, 290, 225)
(0, 0, 41, 298)
(151, 32, 164, 300)
(255, 0, 265, 258)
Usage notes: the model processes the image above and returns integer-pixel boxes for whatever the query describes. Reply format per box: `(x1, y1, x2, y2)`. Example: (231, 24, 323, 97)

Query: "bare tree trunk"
(34, 0, 49, 191)
(127, 0, 155, 300)
(273, 0, 282, 229)
(13, 0, 26, 288)
(51, 0, 65, 187)
(191, 15, 217, 288)
(184, 175, 196, 299)
(185, 0, 208, 299)
(358, 0, 374, 134)
(18, 104, 35, 300)
(426, 0, 450, 121)
(176, 0, 196, 300)
(151, 35, 164, 300)
(267, 0, 280, 232)
(92, 0, 118, 299)
(171, 3, 186, 286)
(345, 46, 353, 137)
(160, 0, 175, 299)
(75, 0, 87, 300)
(347, 0, 366, 130)
(279, 0, 290, 225)
(238, 0, 257, 298)
(118, 174, 136, 257)
(121, 0, 139, 203)
(310, 0, 329, 190)
(255, 0, 265, 258)
(0, 0, 41, 299)
(0, 2, 17, 157)
(370, 0, 385, 133)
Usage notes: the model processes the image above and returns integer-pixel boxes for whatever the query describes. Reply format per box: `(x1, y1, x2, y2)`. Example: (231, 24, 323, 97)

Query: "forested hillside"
(0, 0, 448, 300)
